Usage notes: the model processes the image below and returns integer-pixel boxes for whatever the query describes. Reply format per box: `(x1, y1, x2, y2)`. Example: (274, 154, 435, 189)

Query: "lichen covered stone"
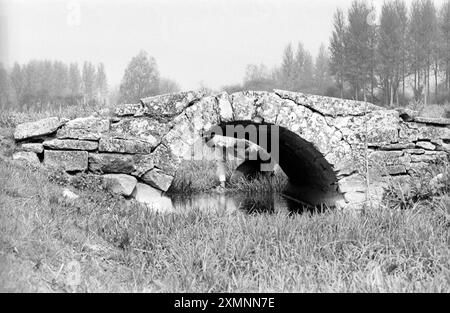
(14, 117, 66, 140)
(44, 150, 88, 171)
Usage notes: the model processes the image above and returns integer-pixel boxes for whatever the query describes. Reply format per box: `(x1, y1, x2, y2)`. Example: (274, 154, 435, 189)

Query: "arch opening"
(204, 121, 344, 206)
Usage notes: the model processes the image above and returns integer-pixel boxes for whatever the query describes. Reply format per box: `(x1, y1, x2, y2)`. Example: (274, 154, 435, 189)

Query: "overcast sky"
(0, 0, 445, 90)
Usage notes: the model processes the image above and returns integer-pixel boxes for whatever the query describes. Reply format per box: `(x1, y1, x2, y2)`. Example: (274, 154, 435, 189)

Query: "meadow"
(0, 105, 449, 292)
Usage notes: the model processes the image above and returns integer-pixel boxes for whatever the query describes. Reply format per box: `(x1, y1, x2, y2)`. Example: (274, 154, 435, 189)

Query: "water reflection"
(169, 191, 322, 215)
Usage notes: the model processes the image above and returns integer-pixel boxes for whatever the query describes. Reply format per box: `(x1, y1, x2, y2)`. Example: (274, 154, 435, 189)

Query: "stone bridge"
(12, 90, 450, 208)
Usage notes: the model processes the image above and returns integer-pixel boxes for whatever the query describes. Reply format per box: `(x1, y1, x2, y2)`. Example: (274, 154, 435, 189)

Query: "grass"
(1, 154, 449, 292)
(168, 159, 221, 194)
(406, 101, 450, 119)
(0, 102, 115, 130)
(168, 158, 288, 195)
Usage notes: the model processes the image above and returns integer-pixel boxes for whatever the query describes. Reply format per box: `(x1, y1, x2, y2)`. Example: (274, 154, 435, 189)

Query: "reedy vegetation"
(168, 159, 288, 195)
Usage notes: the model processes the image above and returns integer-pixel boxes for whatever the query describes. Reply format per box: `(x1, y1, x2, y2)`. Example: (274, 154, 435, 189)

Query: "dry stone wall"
(12, 90, 450, 208)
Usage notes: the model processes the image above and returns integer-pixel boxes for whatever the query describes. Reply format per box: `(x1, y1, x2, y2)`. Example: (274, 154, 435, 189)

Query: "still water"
(144, 191, 320, 215)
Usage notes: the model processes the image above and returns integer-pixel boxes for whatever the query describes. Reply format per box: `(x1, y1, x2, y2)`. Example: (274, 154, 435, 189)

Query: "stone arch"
(159, 92, 351, 206)
(202, 121, 344, 205)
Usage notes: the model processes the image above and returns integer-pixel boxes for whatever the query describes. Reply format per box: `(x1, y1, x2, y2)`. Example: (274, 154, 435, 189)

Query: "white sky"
(0, 0, 446, 90)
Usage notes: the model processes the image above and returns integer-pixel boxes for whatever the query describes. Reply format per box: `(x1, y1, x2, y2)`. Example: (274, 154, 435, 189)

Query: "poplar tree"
(10, 63, 24, 108)
(345, 0, 375, 101)
(82, 61, 97, 103)
(95, 63, 108, 103)
(379, 1, 405, 105)
(314, 44, 332, 96)
(280, 43, 296, 91)
(439, 1, 450, 94)
(68, 63, 82, 97)
(329, 9, 347, 98)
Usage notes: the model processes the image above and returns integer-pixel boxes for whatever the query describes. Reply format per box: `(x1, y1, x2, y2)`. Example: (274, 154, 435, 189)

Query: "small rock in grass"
(132, 183, 173, 213)
(12, 151, 40, 165)
(62, 188, 79, 200)
(141, 168, 174, 192)
(103, 174, 137, 196)
(430, 174, 447, 194)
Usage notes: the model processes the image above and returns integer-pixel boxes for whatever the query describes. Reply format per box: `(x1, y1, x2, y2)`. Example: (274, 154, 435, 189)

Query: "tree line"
(3, 0, 449, 110)
(330, 0, 450, 106)
(221, 43, 334, 98)
(225, 0, 450, 107)
(0, 61, 108, 111)
(0, 51, 181, 110)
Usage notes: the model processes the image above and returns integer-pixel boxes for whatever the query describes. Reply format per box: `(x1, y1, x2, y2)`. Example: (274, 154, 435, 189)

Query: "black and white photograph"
(0, 0, 449, 296)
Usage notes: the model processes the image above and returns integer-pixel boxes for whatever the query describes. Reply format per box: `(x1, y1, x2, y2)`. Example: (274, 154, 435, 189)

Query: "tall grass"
(168, 158, 288, 195)
(406, 101, 450, 119)
(227, 173, 288, 194)
(383, 162, 450, 210)
(168, 159, 221, 194)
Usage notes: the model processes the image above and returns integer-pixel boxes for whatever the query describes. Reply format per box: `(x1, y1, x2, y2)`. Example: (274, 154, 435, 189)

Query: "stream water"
(147, 191, 321, 215)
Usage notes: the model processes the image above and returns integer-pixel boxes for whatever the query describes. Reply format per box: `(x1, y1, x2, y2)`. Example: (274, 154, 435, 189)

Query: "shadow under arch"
(204, 120, 344, 207)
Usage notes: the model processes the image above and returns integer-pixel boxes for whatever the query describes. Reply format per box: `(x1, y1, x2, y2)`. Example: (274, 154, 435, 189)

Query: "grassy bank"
(1, 155, 449, 292)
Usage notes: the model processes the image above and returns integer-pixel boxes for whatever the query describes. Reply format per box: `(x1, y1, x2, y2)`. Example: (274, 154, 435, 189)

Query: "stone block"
(43, 139, 98, 151)
(44, 150, 88, 171)
(14, 117, 66, 140)
(141, 168, 174, 192)
(20, 143, 44, 153)
(99, 137, 155, 154)
(57, 117, 109, 140)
